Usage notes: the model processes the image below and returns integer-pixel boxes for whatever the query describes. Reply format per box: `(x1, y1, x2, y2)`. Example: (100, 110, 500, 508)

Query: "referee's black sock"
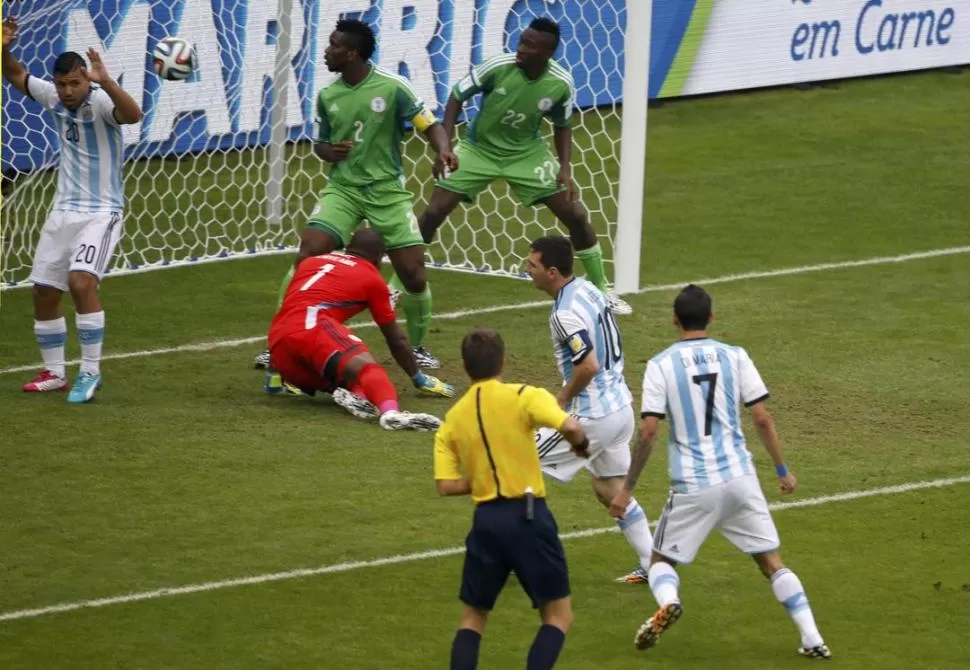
(526, 624, 566, 670)
(449, 628, 482, 670)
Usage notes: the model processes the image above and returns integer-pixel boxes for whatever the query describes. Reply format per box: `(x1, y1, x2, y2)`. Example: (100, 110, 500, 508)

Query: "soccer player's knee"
(67, 271, 98, 295)
(399, 270, 426, 294)
(424, 199, 451, 226)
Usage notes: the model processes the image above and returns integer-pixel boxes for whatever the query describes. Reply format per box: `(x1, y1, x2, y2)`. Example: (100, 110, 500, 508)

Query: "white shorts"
(536, 405, 634, 482)
(29, 210, 123, 291)
(653, 474, 780, 564)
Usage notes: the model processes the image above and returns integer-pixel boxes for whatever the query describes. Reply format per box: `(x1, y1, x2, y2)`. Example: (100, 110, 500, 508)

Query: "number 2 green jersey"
(452, 54, 575, 158)
(316, 66, 432, 187)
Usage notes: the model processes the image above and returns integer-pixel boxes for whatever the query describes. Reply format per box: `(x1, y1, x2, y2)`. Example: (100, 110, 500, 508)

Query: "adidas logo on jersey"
(669, 544, 680, 554)
(494, 86, 507, 95)
(329, 103, 339, 112)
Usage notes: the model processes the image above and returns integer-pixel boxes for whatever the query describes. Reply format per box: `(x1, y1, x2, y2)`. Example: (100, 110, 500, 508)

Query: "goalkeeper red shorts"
(268, 318, 369, 393)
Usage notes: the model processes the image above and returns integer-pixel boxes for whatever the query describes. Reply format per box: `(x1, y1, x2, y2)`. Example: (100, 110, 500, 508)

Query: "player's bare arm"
(553, 125, 576, 201)
(86, 49, 142, 124)
(750, 402, 797, 494)
(610, 416, 658, 518)
(424, 123, 458, 180)
(313, 140, 353, 163)
(440, 95, 464, 144)
(1, 17, 29, 95)
(379, 320, 422, 376)
(555, 349, 597, 408)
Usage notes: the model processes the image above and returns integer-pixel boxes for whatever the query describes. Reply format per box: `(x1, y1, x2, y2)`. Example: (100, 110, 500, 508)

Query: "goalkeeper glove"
(412, 371, 455, 398)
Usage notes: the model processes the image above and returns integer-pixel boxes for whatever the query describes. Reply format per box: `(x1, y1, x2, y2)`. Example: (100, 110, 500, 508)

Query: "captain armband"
(411, 107, 437, 132)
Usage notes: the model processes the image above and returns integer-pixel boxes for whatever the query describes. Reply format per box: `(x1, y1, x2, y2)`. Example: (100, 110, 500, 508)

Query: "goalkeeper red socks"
(357, 363, 399, 414)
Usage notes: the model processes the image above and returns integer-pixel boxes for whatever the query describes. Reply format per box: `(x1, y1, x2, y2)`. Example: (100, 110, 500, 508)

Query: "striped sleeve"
(452, 53, 515, 102)
(547, 62, 576, 127)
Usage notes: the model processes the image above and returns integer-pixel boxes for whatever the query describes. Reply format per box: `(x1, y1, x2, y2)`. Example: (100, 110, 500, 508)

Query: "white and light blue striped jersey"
(26, 76, 125, 213)
(549, 278, 633, 418)
(642, 338, 770, 493)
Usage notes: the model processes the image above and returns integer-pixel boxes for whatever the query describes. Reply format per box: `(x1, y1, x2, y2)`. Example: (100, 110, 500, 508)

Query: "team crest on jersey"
(79, 105, 94, 121)
(370, 96, 386, 113)
(537, 97, 553, 112)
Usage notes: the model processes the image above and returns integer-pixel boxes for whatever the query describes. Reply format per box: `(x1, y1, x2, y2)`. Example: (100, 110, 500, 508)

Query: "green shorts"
(306, 178, 422, 250)
(437, 141, 564, 206)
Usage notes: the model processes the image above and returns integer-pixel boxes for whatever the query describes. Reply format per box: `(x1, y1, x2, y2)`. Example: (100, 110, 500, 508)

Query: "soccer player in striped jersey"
(418, 17, 632, 316)
(610, 284, 831, 659)
(526, 236, 655, 584)
(2, 16, 143, 403)
(254, 19, 457, 375)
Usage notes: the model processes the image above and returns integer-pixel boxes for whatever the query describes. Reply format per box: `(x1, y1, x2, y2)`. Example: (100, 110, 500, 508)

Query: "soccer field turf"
(1, 70, 969, 668)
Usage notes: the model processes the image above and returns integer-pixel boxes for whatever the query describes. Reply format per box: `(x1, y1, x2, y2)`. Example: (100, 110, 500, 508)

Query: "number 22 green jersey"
(316, 66, 434, 187)
(452, 54, 575, 158)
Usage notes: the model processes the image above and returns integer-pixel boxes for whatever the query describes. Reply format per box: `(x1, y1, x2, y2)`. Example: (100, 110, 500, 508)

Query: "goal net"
(1, 0, 646, 290)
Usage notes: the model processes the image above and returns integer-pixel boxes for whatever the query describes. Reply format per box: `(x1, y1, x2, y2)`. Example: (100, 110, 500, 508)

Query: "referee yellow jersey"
(434, 379, 569, 504)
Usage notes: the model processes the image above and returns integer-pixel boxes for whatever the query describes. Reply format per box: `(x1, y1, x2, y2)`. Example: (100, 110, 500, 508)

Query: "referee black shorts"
(459, 497, 570, 611)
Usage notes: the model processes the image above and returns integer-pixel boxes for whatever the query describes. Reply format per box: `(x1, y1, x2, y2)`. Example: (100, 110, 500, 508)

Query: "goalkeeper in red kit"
(268, 229, 455, 431)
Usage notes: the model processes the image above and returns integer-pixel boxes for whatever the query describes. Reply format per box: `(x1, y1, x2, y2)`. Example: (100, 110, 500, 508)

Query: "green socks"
(277, 264, 295, 308)
(576, 241, 608, 291)
(389, 274, 432, 348)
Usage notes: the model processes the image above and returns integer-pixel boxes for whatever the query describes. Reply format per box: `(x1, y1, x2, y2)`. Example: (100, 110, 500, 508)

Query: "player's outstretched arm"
(750, 402, 797, 493)
(378, 321, 454, 397)
(85, 49, 142, 124)
(423, 122, 458, 180)
(1, 17, 29, 95)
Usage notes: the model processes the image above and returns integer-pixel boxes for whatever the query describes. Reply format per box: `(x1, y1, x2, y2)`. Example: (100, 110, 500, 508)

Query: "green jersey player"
(419, 17, 631, 315)
(256, 20, 457, 374)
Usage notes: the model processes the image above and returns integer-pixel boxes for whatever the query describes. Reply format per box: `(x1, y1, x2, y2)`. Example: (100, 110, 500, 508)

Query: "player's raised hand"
(2, 16, 18, 48)
(557, 167, 576, 201)
(779, 471, 797, 494)
(413, 372, 455, 398)
(85, 48, 110, 84)
(433, 149, 459, 180)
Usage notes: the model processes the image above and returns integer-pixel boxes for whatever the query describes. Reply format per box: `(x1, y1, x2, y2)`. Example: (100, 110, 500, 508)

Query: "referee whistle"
(525, 486, 535, 521)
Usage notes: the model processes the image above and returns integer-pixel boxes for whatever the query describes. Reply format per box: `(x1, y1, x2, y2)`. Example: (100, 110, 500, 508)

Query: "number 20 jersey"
(548, 278, 633, 419)
(641, 338, 770, 493)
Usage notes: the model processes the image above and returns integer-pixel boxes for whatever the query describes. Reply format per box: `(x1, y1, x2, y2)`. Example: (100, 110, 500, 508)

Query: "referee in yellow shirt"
(435, 327, 591, 670)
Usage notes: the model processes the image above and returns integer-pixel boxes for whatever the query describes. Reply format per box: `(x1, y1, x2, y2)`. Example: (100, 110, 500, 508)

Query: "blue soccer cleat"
(67, 371, 102, 404)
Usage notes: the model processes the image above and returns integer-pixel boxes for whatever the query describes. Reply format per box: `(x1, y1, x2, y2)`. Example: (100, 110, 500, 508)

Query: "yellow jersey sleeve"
(519, 385, 569, 432)
(433, 420, 463, 480)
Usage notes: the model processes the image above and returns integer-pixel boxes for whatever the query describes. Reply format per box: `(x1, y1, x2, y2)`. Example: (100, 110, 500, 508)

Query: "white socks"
(34, 317, 67, 379)
(648, 561, 680, 608)
(771, 568, 824, 648)
(614, 498, 654, 570)
(76, 311, 105, 375)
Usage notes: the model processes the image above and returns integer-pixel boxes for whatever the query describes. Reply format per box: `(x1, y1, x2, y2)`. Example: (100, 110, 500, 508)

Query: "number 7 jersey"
(549, 278, 632, 418)
(641, 338, 770, 493)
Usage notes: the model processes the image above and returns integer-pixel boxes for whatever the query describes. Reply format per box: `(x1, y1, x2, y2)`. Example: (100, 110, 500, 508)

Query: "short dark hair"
(346, 227, 386, 265)
(335, 19, 376, 60)
(53, 52, 87, 76)
(461, 328, 505, 381)
(530, 236, 573, 277)
(528, 17, 561, 51)
(674, 284, 712, 330)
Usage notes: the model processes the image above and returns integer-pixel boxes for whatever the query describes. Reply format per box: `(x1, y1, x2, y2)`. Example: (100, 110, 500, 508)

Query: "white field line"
(1, 245, 967, 376)
(1, 474, 968, 623)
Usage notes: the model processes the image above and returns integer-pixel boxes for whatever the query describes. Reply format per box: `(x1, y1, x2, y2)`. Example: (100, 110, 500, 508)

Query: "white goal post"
(1, 0, 649, 292)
